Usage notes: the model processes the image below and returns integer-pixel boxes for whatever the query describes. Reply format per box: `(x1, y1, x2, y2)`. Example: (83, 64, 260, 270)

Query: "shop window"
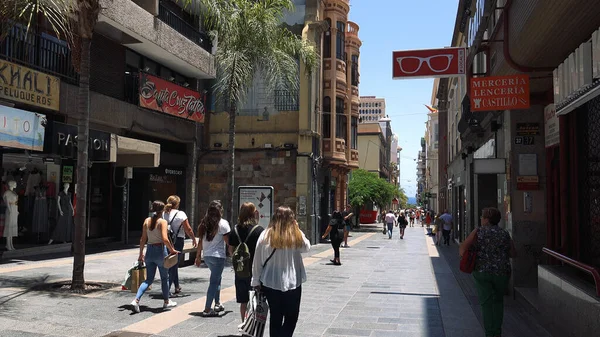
(351, 116, 358, 149)
(324, 19, 331, 58)
(336, 21, 345, 60)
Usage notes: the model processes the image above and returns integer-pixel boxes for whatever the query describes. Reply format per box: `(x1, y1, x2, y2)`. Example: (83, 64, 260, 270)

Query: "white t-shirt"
(163, 210, 188, 239)
(202, 218, 231, 258)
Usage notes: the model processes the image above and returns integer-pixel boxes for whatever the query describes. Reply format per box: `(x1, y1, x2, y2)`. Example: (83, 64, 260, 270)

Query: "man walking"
(439, 210, 453, 246)
(342, 204, 353, 248)
(385, 210, 396, 239)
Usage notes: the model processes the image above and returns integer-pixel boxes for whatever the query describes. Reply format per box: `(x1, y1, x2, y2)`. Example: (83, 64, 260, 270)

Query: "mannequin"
(3, 181, 19, 251)
(48, 183, 74, 244)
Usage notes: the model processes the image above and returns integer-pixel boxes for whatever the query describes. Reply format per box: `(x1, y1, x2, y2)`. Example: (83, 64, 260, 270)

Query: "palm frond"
(1, 0, 73, 41)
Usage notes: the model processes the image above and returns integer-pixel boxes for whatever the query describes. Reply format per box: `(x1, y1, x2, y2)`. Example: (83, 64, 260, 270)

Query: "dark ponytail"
(150, 200, 166, 230)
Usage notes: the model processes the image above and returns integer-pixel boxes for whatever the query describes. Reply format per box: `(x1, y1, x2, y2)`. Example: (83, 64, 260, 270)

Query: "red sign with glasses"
(139, 73, 205, 123)
(392, 47, 467, 79)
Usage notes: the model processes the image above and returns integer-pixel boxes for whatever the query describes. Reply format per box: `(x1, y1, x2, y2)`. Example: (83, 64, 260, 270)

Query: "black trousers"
(263, 286, 302, 337)
(442, 229, 451, 245)
(331, 238, 342, 258)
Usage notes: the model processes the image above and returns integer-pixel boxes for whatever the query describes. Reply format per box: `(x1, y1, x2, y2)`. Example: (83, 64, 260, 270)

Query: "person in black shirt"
(341, 204, 354, 248)
(228, 202, 264, 321)
(321, 211, 344, 265)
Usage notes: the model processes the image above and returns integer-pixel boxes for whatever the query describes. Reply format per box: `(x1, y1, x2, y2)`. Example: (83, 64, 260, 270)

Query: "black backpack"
(232, 225, 259, 278)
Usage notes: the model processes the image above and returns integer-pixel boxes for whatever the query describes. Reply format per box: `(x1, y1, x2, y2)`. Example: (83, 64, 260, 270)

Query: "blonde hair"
(238, 202, 258, 227)
(266, 206, 304, 249)
(165, 195, 181, 213)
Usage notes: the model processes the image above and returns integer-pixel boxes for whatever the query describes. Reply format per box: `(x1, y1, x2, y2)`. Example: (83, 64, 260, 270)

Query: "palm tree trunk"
(227, 103, 236, 224)
(72, 36, 91, 290)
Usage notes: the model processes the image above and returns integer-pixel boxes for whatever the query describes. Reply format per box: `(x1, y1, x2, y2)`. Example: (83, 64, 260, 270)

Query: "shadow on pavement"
(117, 304, 169, 315)
(189, 310, 233, 317)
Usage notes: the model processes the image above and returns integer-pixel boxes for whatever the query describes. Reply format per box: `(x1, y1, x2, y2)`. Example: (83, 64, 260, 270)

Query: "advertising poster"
(139, 73, 205, 123)
(238, 186, 274, 228)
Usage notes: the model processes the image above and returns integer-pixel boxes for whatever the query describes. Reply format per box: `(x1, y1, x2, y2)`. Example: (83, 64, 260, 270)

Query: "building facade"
(199, 0, 361, 243)
(435, 0, 600, 335)
(0, 0, 215, 256)
(359, 96, 385, 123)
(357, 123, 387, 179)
(425, 110, 439, 212)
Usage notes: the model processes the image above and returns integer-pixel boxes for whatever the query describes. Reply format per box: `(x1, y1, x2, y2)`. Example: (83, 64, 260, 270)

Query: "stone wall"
(198, 149, 298, 220)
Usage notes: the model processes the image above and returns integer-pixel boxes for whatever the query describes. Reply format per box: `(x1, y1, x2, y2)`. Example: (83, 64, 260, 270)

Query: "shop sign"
(516, 123, 540, 136)
(544, 104, 559, 148)
(238, 186, 274, 228)
(470, 75, 530, 111)
(593, 28, 600, 79)
(392, 47, 466, 79)
(517, 176, 539, 190)
(0, 105, 46, 151)
(514, 136, 534, 145)
(474, 138, 495, 159)
(51, 122, 111, 162)
(554, 37, 594, 114)
(62, 166, 73, 183)
(0, 60, 60, 111)
(139, 73, 205, 123)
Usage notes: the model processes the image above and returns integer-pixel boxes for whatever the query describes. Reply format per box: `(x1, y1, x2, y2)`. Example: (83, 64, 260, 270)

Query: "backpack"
(167, 211, 181, 244)
(232, 225, 260, 278)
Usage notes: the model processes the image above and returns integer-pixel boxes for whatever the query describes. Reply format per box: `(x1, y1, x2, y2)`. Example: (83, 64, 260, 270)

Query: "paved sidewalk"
(0, 226, 552, 337)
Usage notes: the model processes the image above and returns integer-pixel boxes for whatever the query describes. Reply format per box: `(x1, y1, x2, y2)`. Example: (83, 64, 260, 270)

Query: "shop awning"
(110, 135, 160, 167)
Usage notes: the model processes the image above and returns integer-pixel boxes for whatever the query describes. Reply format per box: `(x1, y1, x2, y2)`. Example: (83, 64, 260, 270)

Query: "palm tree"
(1, 0, 101, 290)
(199, 0, 318, 221)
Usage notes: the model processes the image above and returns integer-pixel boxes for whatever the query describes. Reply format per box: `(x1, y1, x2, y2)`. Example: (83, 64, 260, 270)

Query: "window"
(351, 54, 359, 86)
(336, 97, 347, 142)
(323, 96, 331, 138)
(324, 19, 331, 58)
(351, 117, 358, 149)
(336, 21, 345, 60)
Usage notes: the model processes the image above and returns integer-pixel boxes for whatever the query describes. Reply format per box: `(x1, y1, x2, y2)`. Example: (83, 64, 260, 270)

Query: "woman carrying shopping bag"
(130, 201, 179, 313)
(195, 200, 230, 317)
(251, 206, 311, 337)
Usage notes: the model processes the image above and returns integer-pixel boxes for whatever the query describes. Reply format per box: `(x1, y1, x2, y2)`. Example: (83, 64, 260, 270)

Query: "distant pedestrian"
(416, 209, 422, 226)
(342, 204, 354, 248)
(433, 215, 443, 246)
(385, 210, 395, 239)
(398, 212, 408, 239)
(195, 200, 231, 317)
(409, 210, 415, 226)
(163, 195, 197, 296)
(440, 210, 453, 245)
(322, 211, 344, 265)
(228, 202, 264, 321)
(252, 206, 311, 337)
(459, 207, 517, 337)
(425, 211, 432, 228)
(130, 201, 179, 313)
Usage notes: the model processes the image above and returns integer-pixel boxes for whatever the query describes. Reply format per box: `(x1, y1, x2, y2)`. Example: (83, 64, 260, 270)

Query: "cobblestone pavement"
(0, 226, 552, 337)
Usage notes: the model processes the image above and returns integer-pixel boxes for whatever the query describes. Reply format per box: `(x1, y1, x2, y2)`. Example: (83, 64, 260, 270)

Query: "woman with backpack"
(194, 200, 230, 317)
(163, 195, 197, 296)
(321, 211, 344, 265)
(228, 202, 264, 321)
(252, 206, 311, 337)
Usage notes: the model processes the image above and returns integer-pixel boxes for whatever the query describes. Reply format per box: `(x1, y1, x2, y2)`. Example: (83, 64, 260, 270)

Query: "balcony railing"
(274, 90, 299, 111)
(0, 25, 78, 84)
(158, 1, 212, 53)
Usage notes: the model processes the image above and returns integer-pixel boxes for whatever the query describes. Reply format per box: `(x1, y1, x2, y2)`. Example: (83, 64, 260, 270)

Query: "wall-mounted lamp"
(143, 66, 150, 72)
(169, 76, 175, 81)
(251, 138, 255, 146)
(214, 142, 222, 148)
(183, 82, 190, 87)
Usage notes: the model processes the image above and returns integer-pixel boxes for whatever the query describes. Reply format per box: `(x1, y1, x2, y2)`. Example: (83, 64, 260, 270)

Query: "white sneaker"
(214, 303, 225, 312)
(130, 299, 140, 313)
(163, 300, 177, 309)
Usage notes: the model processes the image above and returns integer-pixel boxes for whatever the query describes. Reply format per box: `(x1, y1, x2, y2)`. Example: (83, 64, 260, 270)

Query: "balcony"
(157, 1, 212, 53)
(323, 138, 347, 164)
(348, 149, 359, 169)
(274, 90, 299, 111)
(0, 25, 78, 84)
(98, 0, 215, 79)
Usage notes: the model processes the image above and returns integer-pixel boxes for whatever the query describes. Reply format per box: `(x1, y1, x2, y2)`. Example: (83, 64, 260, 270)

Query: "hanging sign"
(0, 105, 46, 151)
(470, 74, 530, 111)
(139, 73, 205, 123)
(0, 60, 60, 111)
(392, 47, 466, 79)
(544, 104, 559, 148)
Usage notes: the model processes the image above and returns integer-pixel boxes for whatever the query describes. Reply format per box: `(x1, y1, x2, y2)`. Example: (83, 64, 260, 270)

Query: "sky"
(349, 0, 458, 198)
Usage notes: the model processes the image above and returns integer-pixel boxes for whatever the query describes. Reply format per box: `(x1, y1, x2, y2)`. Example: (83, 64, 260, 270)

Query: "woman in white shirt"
(251, 206, 311, 337)
(194, 200, 230, 317)
(163, 195, 197, 295)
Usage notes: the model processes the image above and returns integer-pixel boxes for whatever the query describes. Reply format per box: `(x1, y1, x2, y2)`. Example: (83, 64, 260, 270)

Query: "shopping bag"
(122, 262, 144, 291)
(130, 264, 147, 293)
(239, 290, 268, 337)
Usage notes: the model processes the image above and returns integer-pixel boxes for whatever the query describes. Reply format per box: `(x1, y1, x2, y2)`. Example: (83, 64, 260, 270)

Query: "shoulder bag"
(460, 229, 478, 274)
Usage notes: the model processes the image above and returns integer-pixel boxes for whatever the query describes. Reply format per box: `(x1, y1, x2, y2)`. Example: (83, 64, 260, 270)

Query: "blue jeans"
(204, 256, 225, 310)
(136, 244, 169, 301)
(387, 223, 394, 238)
(168, 237, 185, 290)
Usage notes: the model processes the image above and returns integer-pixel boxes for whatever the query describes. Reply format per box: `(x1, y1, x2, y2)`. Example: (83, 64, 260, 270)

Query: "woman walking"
(130, 201, 179, 313)
(228, 202, 264, 321)
(252, 206, 311, 337)
(459, 207, 517, 337)
(321, 211, 344, 265)
(398, 212, 408, 239)
(163, 195, 197, 296)
(194, 200, 231, 317)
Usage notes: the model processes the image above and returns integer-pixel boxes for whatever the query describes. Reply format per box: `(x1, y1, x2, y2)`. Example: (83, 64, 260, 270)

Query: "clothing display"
(25, 172, 41, 196)
(2, 190, 19, 238)
(52, 191, 73, 242)
(32, 187, 49, 234)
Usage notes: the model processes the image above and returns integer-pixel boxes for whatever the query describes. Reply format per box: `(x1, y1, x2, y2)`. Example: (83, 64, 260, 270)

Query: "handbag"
(167, 211, 182, 244)
(460, 229, 478, 274)
(239, 248, 276, 337)
(164, 252, 179, 269)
